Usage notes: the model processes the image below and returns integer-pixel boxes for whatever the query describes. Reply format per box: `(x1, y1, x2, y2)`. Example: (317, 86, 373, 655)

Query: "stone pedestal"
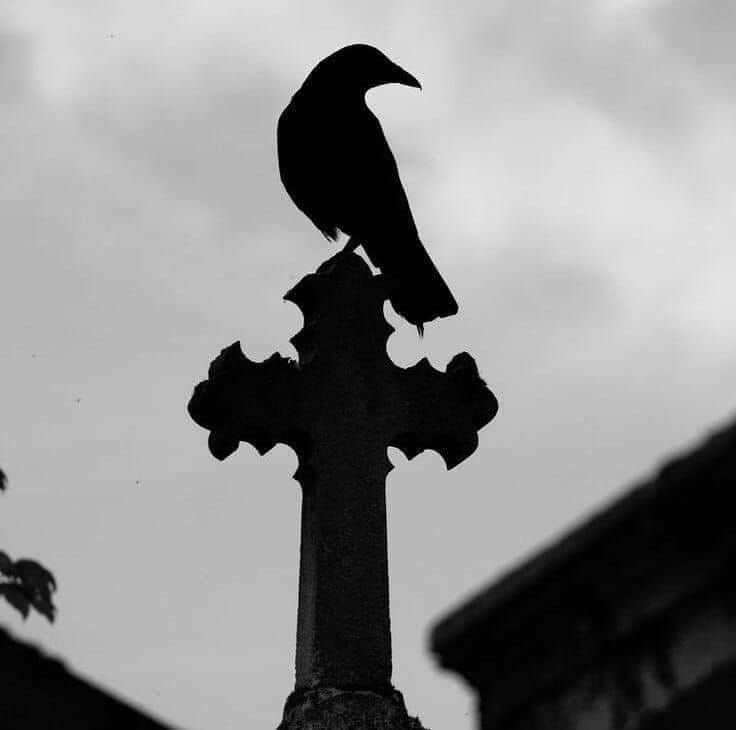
(277, 687, 429, 730)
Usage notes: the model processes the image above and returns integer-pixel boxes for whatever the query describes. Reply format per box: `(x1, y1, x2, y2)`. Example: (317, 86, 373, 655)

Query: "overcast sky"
(2, 1, 736, 728)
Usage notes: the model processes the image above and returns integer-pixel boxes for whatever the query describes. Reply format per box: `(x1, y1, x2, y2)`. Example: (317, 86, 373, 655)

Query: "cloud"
(480, 218, 620, 326)
(77, 67, 289, 234)
(0, 29, 33, 101)
(3, 0, 735, 365)
(651, 0, 736, 94)
(457, 1, 710, 148)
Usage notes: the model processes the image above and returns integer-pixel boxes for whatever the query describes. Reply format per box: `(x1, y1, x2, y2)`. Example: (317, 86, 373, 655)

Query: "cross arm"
(391, 352, 498, 469)
(187, 342, 305, 461)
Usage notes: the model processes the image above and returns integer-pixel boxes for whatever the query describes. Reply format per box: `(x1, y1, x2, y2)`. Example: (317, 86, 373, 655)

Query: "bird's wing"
(339, 103, 458, 329)
(277, 102, 340, 240)
(278, 93, 458, 330)
(335, 103, 420, 255)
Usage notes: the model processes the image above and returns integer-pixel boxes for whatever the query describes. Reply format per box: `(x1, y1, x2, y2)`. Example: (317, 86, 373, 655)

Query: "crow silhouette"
(277, 44, 458, 334)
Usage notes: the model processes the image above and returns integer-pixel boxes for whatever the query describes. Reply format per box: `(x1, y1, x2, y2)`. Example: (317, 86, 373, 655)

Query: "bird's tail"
(368, 235, 458, 334)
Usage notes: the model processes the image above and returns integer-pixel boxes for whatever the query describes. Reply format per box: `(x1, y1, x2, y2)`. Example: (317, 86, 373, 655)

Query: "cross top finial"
(285, 252, 394, 364)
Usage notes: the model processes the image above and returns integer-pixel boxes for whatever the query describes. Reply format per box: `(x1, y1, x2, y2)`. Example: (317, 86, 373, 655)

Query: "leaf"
(13, 558, 57, 591)
(28, 590, 56, 623)
(0, 583, 30, 619)
(13, 559, 57, 622)
(0, 555, 57, 622)
(0, 551, 12, 576)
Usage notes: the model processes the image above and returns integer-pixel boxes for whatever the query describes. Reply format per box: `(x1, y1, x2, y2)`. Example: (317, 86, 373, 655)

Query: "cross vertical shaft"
(285, 258, 397, 690)
(296, 444, 391, 689)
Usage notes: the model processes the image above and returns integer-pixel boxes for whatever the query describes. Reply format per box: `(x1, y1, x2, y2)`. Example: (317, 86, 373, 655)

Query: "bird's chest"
(296, 110, 362, 171)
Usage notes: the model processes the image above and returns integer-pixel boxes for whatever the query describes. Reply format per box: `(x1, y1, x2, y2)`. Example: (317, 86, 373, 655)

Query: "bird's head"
(303, 44, 421, 96)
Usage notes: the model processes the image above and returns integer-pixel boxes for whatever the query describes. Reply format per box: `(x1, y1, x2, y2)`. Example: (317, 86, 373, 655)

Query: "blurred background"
(1, 1, 735, 728)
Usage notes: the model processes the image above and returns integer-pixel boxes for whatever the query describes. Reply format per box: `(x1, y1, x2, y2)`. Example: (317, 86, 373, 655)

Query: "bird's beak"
(390, 63, 422, 90)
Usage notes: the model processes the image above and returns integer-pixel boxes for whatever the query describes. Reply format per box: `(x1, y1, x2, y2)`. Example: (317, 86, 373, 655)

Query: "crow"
(277, 44, 458, 334)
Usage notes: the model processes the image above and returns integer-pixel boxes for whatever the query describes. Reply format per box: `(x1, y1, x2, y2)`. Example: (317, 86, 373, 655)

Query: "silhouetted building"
(432, 418, 736, 730)
(1, 626, 180, 729)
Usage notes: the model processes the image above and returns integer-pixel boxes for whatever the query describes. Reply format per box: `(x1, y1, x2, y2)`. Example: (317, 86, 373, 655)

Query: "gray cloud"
(480, 217, 620, 330)
(0, 29, 31, 101)
(651, 0, 736, 94)
(467, 1, 703, 141)
(77, 65, 290, 235)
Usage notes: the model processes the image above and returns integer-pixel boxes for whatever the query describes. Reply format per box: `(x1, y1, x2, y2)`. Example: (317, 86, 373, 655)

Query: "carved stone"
(277, 688, 428, 730)
(188, 251, 497, 727)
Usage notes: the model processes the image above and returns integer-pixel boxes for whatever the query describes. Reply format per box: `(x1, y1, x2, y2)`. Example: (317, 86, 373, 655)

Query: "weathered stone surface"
(277, 687, 430, 730)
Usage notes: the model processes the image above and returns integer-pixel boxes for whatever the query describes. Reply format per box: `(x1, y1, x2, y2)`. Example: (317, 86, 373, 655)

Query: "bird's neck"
(296, 81, 367, 105)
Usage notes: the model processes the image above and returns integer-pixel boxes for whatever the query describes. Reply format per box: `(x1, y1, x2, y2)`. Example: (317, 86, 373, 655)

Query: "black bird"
(277, 44, 458, 334)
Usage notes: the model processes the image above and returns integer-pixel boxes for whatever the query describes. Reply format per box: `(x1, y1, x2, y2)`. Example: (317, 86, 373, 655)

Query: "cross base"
(277, 687, 430, 730)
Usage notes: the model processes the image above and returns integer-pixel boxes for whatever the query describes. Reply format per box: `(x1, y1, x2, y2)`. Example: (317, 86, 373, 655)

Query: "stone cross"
(187, 251, 497, 727)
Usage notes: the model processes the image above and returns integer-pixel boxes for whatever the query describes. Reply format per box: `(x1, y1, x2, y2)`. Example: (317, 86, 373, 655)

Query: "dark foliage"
(0, 470, 57, 622)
